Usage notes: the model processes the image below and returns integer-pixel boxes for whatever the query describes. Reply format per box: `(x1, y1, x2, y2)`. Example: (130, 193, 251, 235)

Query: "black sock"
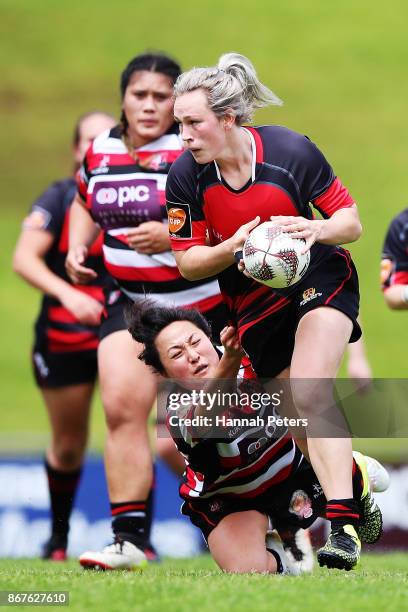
(326, 497, 360, 531)
(111, 500, 147, 548)
(44, 459, 82, 539)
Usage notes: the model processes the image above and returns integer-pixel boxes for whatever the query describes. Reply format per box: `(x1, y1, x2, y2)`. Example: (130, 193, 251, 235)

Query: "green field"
(0, 555, 407, 612)
(1, 0, 408, 459)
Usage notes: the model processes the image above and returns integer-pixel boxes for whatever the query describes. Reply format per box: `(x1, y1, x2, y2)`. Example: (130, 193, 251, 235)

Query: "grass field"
(0, 555, 407, 611)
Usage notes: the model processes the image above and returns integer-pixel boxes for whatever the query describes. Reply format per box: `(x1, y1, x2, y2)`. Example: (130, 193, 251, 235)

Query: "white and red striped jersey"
(77, 125, 221, 312)
(166, 379, 303, 501)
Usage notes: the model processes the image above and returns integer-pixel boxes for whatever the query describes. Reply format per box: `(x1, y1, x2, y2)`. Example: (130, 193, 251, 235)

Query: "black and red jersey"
(24, 177, 107, 353)
(165, 378, 302, 501)
(166, 125, 355, 332)
(381, 208, 408, 289)
(77, 125, 221, 312)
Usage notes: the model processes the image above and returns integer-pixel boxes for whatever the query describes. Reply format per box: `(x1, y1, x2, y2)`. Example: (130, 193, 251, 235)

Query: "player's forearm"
(318, 206, 362, 245)
(69, 197, 100, 249)
(13, 252, 76, 303)
(175, 241, 235, 281)
(383, 285, 408, 310)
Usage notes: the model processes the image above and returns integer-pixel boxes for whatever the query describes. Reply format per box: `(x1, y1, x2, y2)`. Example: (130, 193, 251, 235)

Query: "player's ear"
(222, 111, 235, 131)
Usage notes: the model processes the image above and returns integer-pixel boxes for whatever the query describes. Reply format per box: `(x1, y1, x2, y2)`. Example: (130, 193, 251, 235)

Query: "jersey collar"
(213, 126, 262, 184)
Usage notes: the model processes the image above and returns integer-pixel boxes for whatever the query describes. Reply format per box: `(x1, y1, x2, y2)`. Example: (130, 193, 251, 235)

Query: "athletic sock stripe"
(327, 512, 360, 519)
(327, 504, 355, 511)
(111, 504, 146, 515)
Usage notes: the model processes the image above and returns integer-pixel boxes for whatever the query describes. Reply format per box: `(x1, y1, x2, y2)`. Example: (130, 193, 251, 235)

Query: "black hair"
(126, 300, 212, 375)
(119, 51, 181, 134)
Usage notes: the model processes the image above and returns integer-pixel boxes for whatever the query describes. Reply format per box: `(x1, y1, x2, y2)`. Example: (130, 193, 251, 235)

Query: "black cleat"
(317, 525, 361, 571)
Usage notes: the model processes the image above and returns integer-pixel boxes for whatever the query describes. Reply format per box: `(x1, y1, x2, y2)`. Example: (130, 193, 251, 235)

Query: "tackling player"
(127, 301, 387, 573)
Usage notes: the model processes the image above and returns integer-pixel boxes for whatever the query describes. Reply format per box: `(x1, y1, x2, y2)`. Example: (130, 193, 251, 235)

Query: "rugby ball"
(243, 222, 310, 288)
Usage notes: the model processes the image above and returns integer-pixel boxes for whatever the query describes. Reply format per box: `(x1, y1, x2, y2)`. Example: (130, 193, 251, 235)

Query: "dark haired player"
(65, 53, 226, 570)
(13, 111, 116, 560)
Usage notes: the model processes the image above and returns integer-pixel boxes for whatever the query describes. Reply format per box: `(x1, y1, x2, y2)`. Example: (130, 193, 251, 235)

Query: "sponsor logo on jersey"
(95, 184, 150, 207)
(288, 489, 313, 519)
(300, 287, 322, 307)
(23, 207, 51, 230)
(167, 202, 192, 239)
(248, 437, 268, 454)
(168, 207, 187, 233)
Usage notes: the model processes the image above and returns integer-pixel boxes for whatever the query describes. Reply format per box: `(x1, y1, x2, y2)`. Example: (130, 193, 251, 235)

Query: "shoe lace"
(331, 529, 357, 552)
(113, 535, 125, 552)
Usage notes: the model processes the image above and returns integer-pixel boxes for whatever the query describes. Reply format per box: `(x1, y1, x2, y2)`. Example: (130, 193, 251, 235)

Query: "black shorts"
(181, 460, 326, 542)
(242, 248, 362, 378)
(32, 337, 97, 388)
(100, 287, 229, 345)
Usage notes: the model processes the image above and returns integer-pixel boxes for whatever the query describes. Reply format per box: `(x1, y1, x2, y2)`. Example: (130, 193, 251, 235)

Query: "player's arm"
(13, 227, 102, 325)
(174, 216, 260, 281)
(271, 205, 362, 253)
(65, 195, 100, 284)
(383, 283, 408, 310)
(381, 214, 408, 310)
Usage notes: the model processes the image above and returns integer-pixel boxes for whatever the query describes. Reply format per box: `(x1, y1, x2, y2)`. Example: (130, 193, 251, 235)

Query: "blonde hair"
(174, 53, 282, 124)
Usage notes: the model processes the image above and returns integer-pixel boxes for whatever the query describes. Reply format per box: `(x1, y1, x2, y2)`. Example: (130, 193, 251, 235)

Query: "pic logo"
(168, 207, 187, 233)
(95, 184, 150, 207)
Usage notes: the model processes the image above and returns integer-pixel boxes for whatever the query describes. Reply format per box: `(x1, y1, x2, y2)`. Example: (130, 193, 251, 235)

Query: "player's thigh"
(208, 510, 269, 572)
(291, 307, 352, 378)
(98, 329, 157, 425)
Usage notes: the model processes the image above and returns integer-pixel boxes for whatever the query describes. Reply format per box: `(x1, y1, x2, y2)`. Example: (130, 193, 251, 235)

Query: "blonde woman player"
(165, 53, 373, 570)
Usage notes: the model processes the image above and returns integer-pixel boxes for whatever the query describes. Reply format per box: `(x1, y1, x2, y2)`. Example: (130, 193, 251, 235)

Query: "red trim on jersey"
(245, 127, 264, 162)
(217, 436, 289, 482)
(324, 251, 352, 304)
(104, 261, 182, 282)
(74, 285, 104, 301)
(170, 220, 207, 251)
(48, 307, 80, 324)
(57, 209, 104, 254)
(313, 177, 354, 216)
(47, 329, 98, 353)
(390, 270, 408, 286)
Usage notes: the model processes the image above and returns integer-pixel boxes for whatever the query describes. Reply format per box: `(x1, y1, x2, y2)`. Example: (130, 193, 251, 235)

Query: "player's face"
(122, 71, 175, 147)
(174, 89, 226, 164)
(74, 113, 116, 162)
(155, 320, 220, 387)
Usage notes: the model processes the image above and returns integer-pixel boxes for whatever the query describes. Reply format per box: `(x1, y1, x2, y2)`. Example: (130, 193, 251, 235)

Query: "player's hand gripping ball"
(243, 222, 310, 288)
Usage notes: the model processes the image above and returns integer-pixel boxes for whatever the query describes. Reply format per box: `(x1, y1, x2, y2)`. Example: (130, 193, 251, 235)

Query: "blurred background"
(0, 0, 407, 556)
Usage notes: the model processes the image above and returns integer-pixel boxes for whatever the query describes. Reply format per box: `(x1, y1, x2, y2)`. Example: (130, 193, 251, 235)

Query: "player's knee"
(292, 381, 335, 416)
(102, 386, 152, 431)
(53, 445, 84, 469)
